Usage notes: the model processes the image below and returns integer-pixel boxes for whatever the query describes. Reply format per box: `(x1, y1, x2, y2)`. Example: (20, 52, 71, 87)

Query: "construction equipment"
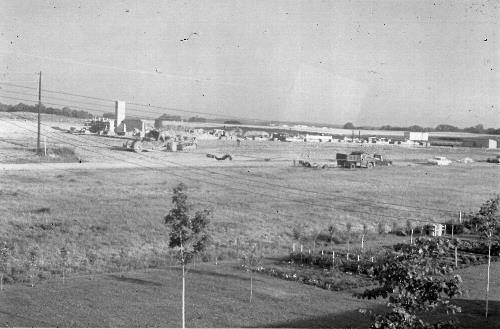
(123, 129, 197, 153)
(336, 151, 391, 168)
(486, 155, 500, 164)
(207, 154, 233, 161)
(296, 160, 337, 168)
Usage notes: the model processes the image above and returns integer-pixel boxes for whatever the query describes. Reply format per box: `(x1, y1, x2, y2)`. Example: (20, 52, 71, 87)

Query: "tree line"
(0, 102, 93, 119)
(343, 122, 500, 135)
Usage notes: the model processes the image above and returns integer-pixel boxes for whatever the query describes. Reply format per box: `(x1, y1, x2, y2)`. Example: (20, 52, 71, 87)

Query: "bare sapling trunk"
(250, 274, 253, 303)
(485, 238, 491, 318)
(182, 263, 185, 329)
(361, 235, 364, 251)
(0, 273, 3, 291)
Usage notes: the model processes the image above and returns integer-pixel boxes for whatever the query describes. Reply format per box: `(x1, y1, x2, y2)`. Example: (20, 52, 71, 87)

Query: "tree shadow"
(263, 304, 387, 328)
(106, 274, 162, 287)
(262, 300, 500, 328)
(172, 267, 262, 282)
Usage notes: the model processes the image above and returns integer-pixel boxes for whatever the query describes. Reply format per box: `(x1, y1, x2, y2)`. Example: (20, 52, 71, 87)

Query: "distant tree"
(471, 196, 500, 318)
(59, 246, 69, 285)
(224, 120, 241, 125)
(328, 223, 337, 268)
(292, 225, 304, 249)
(61, 107, 72, 117)
(163, 183, 211, 329)
(361, 223, 369, 251)
(343, 122, 355, 129)
(158, 114, 182, 121)
(26, 244, 39, 288)
(408, 125, 424, 132)
(102, 112, 115, 119)
(464, 124, 485, 134)
(188, 116, 206, 123)
(0, 242, 10, 291)
(346, 222, 352, 254)
(435, 124, 459, 132)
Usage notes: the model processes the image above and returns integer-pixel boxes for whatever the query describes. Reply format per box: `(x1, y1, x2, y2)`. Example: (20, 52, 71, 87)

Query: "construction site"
(0, 1, 499, 328)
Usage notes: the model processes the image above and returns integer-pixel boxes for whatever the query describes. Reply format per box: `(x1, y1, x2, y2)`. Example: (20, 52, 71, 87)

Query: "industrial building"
(404, 131, 429, 142)
(461, 138, 497, 149)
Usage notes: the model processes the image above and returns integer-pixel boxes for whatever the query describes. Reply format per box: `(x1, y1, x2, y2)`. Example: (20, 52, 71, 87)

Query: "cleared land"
(0, 112, 499, 327)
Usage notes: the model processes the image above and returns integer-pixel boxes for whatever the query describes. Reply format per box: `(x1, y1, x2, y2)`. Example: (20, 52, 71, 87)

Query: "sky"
(0, 0, 498, 128)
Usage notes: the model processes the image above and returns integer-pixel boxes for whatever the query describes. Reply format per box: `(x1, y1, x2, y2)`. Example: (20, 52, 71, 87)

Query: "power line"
(0, 95, 472, 216)
(0, 113, 461, 225)
(0, 81, 266, 121)
(0, 107, 459, 217)
(0, 118, 336, 224)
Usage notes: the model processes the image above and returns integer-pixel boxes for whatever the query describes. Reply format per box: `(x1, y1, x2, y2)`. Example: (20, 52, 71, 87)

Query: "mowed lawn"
(0, 261, 498, 328)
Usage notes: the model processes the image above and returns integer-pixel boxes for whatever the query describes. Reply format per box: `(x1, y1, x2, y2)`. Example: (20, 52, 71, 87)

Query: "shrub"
(445, 221, 465, 234)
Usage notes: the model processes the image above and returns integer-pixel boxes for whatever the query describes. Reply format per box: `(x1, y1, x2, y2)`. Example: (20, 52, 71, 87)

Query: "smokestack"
(114, 101, 126, 132)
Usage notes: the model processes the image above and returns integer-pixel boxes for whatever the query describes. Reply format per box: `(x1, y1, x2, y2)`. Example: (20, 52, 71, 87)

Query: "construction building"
(461, 138, 497, 149)
(404, 131, 429, 142)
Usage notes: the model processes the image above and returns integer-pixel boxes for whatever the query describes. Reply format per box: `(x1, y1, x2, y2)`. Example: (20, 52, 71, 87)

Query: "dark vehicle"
(336, 151, 392, 168)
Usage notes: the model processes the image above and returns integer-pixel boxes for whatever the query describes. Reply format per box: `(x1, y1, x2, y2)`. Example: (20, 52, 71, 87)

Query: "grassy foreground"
(0, 261, 498, 328)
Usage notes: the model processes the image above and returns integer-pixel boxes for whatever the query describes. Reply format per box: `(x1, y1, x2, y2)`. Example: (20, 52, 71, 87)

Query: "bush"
(445, 222, 465, 235)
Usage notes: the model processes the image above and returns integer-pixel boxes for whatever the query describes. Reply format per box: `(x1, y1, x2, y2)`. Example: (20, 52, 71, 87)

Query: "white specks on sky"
(0, 0, 498, 127)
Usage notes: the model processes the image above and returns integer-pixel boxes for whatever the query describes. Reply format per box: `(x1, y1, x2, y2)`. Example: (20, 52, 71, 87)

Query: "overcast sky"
(0, 0, 498, 127)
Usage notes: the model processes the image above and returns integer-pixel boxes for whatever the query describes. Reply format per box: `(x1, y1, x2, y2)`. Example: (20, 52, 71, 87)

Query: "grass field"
(0, 112, 499, 327)
(0, 261, 498, 328)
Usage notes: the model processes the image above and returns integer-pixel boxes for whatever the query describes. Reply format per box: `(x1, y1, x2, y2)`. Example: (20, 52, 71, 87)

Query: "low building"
(116, 118, 154, 134)
(462, 138, 497, 149)
(404, 131, 429, 142)
(244, 130, 269, 139)
(154, 119, 185, 129)
(305, 134, 333, 142)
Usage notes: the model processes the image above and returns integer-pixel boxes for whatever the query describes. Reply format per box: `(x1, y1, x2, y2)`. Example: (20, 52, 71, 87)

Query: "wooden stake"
(410, 228, 414, 245)
(455, 246, 458, 268)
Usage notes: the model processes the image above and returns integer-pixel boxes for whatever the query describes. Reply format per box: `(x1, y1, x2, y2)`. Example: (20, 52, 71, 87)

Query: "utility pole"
(37, 71, 42, 155)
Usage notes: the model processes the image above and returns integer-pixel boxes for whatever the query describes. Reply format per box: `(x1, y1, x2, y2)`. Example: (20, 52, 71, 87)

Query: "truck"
(486, 155, 500, 164)
(336, 151, 392, 168)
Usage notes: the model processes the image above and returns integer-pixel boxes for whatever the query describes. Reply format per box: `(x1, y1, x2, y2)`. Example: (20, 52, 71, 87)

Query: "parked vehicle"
(373, 154, 393, 166)
(336, 151, 391, 168)
(427, 156, 452, 166)
(486, 155, 500, 164)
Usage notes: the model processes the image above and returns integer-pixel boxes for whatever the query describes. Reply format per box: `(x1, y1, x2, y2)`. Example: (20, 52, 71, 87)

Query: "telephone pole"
(37, 71, 42, 154)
